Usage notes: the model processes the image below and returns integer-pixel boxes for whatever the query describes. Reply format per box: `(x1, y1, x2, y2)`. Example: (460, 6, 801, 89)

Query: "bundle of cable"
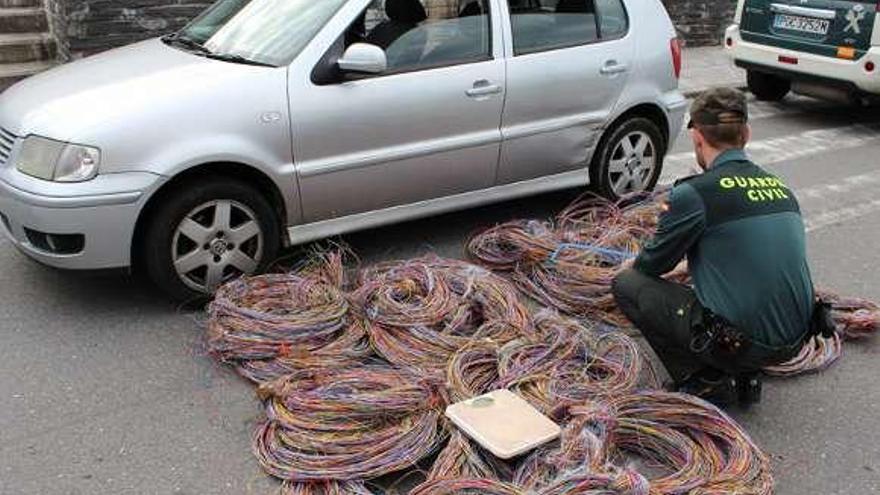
(351, 257, 532, 374)
(609, 392, 774, 495)
(491, 312, 647, 414)
(253, 365, 446, 481)
(763, 333, 843, 377)
(207, 272, 351, 362)
(467, 195, 661, 325)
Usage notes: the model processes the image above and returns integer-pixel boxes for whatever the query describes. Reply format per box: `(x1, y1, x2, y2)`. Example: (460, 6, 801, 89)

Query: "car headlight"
(14, 136, 100, 182)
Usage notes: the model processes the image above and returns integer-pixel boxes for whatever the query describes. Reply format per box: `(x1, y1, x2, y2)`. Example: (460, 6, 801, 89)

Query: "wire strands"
(818, 290, 880, 340)
(253, 366, 446, 481)
(467, 194, 879, 377)
(207, 273, 349, 362)
(202, 247, 794, 494)
(409, 478, 524, 495)
(201, 192, 880, 493)
(352, 257, 531, 373)
(766, 291, 878, 376)
(426, 431, 500, 482)
(280, 480, 376, 495)
(234, 319, 373, 384)
(763, 333, 842, 377)
(609, 391, 773, 495)
(467, 194, 662, 325)
(493, 311, 646, 413)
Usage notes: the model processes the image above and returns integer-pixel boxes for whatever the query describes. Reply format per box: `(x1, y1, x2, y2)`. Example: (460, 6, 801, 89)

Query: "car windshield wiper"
(161, 33, 210, 54)
(202, 52, 276, 68)
(163, 32, 275, 67)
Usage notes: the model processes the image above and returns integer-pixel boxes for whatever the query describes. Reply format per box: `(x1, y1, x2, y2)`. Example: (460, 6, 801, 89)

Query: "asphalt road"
(2, 94, 880, 495)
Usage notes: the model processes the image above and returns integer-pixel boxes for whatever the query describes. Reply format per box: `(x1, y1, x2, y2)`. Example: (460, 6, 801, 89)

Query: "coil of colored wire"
(493, 311, 647, 413)
(253, 366, 446, 481)
(817, 290, 880, 340)
(409, 478, 523, 495)
(446, 342, 501, 403)
(207, 273, 349, 362)
(609, 391, 774, 495)
(763, 333, 843, 377)
(280, 480, 376, 495)
(234, 319, 373, 384)
(426, 430, 500, 482)
(514, 401, 617, 491)
(467, 194, 660, 325)
(353, 257, 531, 373)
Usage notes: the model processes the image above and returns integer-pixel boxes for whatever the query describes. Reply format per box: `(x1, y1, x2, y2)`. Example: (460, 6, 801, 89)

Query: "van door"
(496, 0, 634, 185)
(741, 0, 876, 58)
(288, 0, 505, 223)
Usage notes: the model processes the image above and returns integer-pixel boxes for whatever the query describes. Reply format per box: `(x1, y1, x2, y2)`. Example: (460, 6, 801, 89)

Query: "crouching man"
(612, 88, 814, 406)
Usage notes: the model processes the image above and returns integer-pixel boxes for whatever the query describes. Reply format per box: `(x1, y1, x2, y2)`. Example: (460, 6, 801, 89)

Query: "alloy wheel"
(171, 199, 264, 293)
(607, 131, 657, 196)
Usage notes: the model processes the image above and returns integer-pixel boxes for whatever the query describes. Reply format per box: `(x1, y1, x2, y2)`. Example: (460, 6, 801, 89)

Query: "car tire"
(141, 177, 280, 302)
(747, 70, 790, 101)
(590, 117, 665, 201)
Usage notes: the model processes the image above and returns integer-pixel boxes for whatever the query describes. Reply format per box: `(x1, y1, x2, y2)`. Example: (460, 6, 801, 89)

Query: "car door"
(497, 0, 634, 184)
(287, 0, 505, 223)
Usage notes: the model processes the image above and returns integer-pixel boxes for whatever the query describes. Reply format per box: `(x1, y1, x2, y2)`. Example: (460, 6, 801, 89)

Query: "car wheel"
(590, 117, 665, 201)
(747, 70, 790, 101)
(141, 178, 280, 301)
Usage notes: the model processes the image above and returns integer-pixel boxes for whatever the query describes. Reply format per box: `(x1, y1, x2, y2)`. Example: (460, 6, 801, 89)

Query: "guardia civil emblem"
(845, 4, 866, 35)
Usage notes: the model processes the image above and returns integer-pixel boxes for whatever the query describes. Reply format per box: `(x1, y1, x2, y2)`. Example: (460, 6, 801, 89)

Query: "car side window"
(346, 0, 492, 74)
(595, 0, 628, 40)
(507, 0, 610, 55)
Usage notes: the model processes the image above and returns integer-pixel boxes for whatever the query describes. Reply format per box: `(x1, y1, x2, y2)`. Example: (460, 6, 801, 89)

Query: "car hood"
(0, 38, 286, 143)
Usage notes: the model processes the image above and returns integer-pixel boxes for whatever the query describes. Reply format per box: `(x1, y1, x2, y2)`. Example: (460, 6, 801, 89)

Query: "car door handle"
(466, 80, 502, 98)
(600, 61, 628, 75)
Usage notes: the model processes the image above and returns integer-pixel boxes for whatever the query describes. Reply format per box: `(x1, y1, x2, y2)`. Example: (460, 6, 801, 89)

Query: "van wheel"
(141, 178, 280, 302)
(590, 117, 665, 201)
(747, 70, 790, 101)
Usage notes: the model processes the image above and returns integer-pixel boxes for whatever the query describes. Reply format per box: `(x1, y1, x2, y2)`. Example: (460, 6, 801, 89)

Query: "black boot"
(736, 372, 763, 407)
(675, 370, 738, 406)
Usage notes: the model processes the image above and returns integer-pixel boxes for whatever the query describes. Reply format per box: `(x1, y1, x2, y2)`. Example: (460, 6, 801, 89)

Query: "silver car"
(0, 0, 686, 299)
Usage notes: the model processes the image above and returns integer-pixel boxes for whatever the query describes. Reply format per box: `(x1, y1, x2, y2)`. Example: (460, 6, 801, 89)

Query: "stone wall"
(664, 0, 737, 47)
(45, 0, 70, 61)
(55, 0, 734, 59)
(63, 1, 212, 58)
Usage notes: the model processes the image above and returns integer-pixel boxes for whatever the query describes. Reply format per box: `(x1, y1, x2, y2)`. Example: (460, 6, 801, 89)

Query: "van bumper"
(725, 25, 880, 95)
(0, 169, 164, 270)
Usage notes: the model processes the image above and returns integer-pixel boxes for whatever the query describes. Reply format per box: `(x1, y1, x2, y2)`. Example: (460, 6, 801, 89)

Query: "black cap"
(687, 87, 748, 128)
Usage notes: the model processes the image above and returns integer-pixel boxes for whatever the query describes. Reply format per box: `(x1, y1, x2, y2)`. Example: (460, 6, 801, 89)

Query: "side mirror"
(337, 43, 387, 74)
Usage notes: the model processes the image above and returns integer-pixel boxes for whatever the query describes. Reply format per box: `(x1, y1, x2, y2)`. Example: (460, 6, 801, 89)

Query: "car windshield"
(176, 0, 349, 67)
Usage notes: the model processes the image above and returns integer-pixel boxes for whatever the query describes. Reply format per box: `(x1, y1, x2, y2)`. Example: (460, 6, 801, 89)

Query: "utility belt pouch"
(689, 309, 751, 357)
(811, 299, 837, 339)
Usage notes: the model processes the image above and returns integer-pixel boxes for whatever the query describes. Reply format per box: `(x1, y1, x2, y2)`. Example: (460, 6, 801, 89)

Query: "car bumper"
(0, 169, 164, 270)
(725, 25, 880, 94)
(661, 90, 688, 148)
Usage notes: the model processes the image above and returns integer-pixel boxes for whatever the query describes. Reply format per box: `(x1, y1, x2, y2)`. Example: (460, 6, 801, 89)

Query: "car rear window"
(507, 0, 628, 55)
(596, 0, 628, 39)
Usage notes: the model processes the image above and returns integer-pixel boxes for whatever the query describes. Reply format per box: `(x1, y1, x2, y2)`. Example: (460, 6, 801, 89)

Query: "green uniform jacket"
(634, 149, 814, 347)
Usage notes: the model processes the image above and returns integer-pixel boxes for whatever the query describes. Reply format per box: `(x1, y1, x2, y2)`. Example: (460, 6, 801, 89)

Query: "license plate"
(773, 14, 830, 35)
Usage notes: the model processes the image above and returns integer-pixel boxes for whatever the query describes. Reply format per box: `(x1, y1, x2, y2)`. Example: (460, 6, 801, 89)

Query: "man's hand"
(670, 260, 689, 276)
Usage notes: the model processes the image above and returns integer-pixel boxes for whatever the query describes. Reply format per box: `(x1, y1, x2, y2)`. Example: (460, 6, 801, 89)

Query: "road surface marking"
(805, 198, 880, 233)
(663, 123, 880, 184)
(797, 169, 880, 201)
